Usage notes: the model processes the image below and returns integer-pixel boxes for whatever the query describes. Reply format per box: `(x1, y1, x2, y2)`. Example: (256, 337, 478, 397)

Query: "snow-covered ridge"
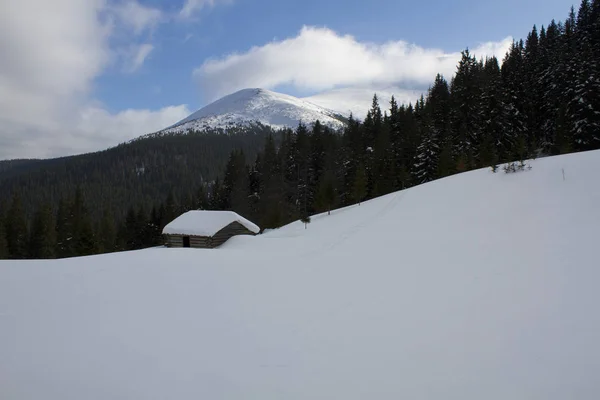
(160, 88, 347, 134)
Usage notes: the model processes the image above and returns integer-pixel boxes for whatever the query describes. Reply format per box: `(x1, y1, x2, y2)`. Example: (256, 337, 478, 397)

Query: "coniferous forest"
(1, 0, 599, 259)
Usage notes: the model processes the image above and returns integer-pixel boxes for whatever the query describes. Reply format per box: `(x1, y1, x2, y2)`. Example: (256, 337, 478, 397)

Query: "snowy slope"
(160, 88, 347, 134)
(2, 150, 600, 399)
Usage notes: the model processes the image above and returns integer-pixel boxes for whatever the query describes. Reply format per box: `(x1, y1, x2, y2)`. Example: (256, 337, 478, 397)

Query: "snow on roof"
(162, 210, 260, 237)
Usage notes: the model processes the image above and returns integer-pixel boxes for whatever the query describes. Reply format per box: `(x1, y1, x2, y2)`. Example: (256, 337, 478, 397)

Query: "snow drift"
(1, 150, 600, 399)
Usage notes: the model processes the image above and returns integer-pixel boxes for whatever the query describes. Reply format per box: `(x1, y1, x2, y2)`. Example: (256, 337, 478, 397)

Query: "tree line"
(0, 125, 278, 222)
(213, 0, 600, 229)
(1, 0, 599, 259)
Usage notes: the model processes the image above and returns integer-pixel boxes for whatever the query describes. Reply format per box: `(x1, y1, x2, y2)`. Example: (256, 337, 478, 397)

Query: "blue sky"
(97, 0, 576, 112)
(0, 0, 577, 159)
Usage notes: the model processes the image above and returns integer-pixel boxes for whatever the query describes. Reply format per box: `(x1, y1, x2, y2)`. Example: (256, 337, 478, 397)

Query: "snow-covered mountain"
(160, 88, 348, 134)
(2, 150, 600, 399)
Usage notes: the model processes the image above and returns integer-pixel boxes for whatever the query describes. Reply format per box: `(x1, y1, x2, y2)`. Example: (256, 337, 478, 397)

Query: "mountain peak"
(160, 88, 347, 134)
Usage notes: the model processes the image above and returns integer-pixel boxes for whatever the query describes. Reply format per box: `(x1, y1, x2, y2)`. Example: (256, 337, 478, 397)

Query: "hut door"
(183, 236, 191, 248)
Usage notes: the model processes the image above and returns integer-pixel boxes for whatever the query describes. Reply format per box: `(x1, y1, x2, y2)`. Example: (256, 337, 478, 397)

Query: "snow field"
(1, 150, 599, 399)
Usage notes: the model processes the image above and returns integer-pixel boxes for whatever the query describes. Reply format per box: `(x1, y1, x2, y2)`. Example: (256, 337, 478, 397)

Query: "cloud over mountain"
(194, 26, 513, 102)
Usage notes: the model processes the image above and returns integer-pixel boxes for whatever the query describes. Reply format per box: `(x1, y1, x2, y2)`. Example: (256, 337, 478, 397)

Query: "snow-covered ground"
(160, 88, 347, 134)
(1, 150, 600, 399)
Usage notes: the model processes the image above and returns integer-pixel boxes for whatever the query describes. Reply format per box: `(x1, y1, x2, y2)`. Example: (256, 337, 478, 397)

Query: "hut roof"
(162, 210, 260, 237)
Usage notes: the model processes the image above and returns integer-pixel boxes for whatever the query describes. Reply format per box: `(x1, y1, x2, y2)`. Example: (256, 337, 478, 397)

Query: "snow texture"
(162, 210, 260, 236)
(1, 150, 600, 399)
(160, 88, 347, 134)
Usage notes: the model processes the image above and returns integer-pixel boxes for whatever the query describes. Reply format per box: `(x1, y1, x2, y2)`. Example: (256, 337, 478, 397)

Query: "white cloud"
(180, 0, 229, 19)
(68, 105, 191, 152)
(0, 105, 190, 159)
(194, 26, 513, 102)
(112, 1, 164, 35)
(304, 86, 424, 120)
(0, 0, 189, 160)
(123, 43, 154, 73)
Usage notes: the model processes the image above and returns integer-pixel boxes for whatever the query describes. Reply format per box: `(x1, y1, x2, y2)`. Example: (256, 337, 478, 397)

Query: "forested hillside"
(1, 0, 599, 260)
(0, 125, 277, 215)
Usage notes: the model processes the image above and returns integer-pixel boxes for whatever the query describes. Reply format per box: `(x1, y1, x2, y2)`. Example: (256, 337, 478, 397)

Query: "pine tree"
(340, 114, 363, 205)
(352, 163, 367, 205)
(523, 25, 544, 151)
(248, 156, 262, 223)
(315, 171, 336, 215)
(124, 206, 139, 250)
(5, 193, 28, 259)
(538, 20, 564, 152)
(450, 49, 484, 163)
(413, 128, 440, 184)
(393, 104, 418, 189)
(0, 210, 8, 259)
(98, 209, 117, 253)
(29, 203, 56, 259)
(195, 185, 209, 210)
(437, 142, 455, 178)
(136, 205, 152, 248)
(568, 0, 600, 150)
(222, 149, 249, 213)
(258, 134, 283, 228)
(300, 214, 311, 229)
(55, 197, 73, 258)
(373, 117, 394, 196)
(501, 40, 528, 160)
(278, 129, 300, 222)
(363, 95, 383, 197)
(478, 132, 498, 169)
(208, 178, 223, 211)
(148, 206, 163, 246)
(481, 57, 514, 162)
(71, 187, 97, 256)
(295, 123, 312, 220)
(164, 190, 179, 221)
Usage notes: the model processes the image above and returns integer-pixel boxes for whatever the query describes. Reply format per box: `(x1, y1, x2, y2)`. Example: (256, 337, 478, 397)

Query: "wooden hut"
(162, 210, 260, 249)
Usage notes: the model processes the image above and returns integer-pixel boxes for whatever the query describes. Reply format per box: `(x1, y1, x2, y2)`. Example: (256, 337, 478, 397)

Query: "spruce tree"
(124, 207, 139, 250)
(29, 203, 56, 259)
(0, 211, 8, 259)
(413, 128, 440, 184)
(352, 163, 367, 205)
(373, 117, 394, 196)
(195, 185, 209, 210)
(208, 178, 223, 211)
(568, 0, 600, 150)
(164, 190, 178, 222)
(315, 171, 336, 215)
(55, 197, 73, 258)
(71, 187, 97, 256)
(340, 115, 363, 205)
(450, 49, 484, 163)
(295, 123, 312, 219)
(437, 143, 455, 178)
(5, 193, 28, 259)
(481, 57, 513, 162)
(258, 134, 283, 228)
(501, 41, 528, 161)
(98, 209, 117, 253)
(148, 206, 163, 246)
(136, 205, 151, 248)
